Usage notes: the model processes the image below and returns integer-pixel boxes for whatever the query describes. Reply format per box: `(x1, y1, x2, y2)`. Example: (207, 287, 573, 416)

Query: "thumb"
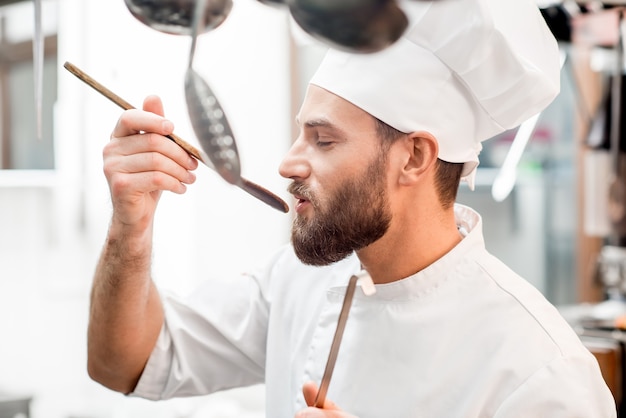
(302, 381, 340, 410)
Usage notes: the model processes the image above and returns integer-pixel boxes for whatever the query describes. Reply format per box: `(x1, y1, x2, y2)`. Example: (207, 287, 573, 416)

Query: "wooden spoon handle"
(314, 274, 359, 408)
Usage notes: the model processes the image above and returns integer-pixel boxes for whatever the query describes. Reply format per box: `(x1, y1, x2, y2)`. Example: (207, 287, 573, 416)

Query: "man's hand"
(295, 382, 358, 418)
(88, 95, 196, 393)
(104, 95, 198, 229)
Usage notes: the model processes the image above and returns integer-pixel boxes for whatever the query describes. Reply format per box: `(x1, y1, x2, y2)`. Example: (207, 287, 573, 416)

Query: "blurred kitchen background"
(0, 0, 625, 416)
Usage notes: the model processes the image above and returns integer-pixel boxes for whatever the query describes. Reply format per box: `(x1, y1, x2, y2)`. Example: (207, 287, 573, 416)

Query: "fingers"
(142, 94, 165, 117)
(303, 381, 319, 407)
(107, 130, 197, 172)
(112, 108, 174, 139)
(105, 131, 197, 191)
(297, 382, 357, 418)
(106, 94, 198, 193)
(302, 382, 340, 410)
(103, 96, 199, 226)
(295, 407, 351, 418)
(111, 95, 171, 139)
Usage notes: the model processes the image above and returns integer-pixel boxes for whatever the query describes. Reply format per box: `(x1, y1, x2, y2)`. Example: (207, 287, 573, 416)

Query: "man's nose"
(279, 139, 310, 180)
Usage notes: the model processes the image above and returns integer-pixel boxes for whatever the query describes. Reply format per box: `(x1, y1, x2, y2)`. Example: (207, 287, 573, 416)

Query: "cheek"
(311, 181, 330, 207)
(309, 163, 339, 193)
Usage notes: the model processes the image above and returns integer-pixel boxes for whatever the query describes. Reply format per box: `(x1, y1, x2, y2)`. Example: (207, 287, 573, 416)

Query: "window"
(0, 0, 57, 169)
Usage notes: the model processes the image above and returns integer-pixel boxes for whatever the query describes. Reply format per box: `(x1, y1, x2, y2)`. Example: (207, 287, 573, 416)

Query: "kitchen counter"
(559, 304, 624, 414)
(0, 391, 32, 418)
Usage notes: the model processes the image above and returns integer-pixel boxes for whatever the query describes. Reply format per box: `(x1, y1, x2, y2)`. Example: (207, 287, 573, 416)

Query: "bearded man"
(86, 0, 617, 416)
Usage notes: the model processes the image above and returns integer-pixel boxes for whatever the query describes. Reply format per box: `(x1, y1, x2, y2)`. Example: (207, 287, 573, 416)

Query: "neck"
(356, 203, 461, 284)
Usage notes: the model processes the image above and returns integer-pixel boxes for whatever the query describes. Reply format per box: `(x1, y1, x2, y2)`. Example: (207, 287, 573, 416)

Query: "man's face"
(279, 85, 392, 266)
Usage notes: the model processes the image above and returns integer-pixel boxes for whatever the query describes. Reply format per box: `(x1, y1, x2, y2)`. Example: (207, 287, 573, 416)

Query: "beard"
(289, 154, 392, 266)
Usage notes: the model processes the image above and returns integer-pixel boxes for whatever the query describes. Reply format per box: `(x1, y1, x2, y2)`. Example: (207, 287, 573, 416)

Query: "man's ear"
(398, 131, 438, 185)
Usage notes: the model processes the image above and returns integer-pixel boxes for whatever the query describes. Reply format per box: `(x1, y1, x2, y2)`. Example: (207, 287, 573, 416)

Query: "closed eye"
(316, 137, 335, 148)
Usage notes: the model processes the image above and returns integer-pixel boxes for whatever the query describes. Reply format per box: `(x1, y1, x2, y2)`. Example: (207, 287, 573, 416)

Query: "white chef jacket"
(132, 204, 616, 417)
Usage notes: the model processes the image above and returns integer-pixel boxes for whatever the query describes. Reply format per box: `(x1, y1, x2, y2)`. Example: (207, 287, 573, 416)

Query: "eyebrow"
(296, 117, 348, 137)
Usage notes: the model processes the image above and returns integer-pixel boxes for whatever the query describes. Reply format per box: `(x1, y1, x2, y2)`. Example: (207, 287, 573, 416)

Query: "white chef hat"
(309, 0, 561, 189)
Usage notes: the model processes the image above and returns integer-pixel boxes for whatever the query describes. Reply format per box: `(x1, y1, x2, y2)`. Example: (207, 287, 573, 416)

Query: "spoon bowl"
(184, 0, 242, 186)
(185, 67, 241, 185)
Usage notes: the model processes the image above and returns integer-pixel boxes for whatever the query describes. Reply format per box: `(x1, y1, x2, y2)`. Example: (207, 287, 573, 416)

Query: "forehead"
(297, 85, 377, 132)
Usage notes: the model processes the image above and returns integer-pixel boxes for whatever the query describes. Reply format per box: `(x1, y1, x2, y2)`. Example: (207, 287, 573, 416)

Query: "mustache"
(287, 182, 313, 201)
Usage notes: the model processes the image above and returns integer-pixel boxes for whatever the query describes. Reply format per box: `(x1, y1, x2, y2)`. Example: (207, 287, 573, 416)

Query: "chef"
(86, 0, 617, 416)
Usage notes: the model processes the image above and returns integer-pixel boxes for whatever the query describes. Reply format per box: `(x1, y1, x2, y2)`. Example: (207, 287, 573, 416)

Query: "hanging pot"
(123, 0, 233, 36)
(287, 0, 408, 53)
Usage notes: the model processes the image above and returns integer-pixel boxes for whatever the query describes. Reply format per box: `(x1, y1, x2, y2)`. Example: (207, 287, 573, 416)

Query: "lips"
(294, 194, 310, 213)
(288, 183, 314, 213)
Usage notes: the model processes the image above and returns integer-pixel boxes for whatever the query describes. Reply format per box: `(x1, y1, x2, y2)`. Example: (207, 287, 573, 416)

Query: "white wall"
(0, 0, 294, 416)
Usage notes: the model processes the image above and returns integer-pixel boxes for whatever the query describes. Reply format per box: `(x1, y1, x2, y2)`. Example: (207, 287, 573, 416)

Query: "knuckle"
(118, 109, 136, 126)
(102, 160, 116, 179)
(102, 146, 122, 178)
(109, 174, 130, 196)
(147, 151, 164, 172)
(150, 171, 166, 189)
(145, 132, 164, 149)
(102, 141, 117, 160)
(102, 163, 113, 179)
(114, 112, 132, 134)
